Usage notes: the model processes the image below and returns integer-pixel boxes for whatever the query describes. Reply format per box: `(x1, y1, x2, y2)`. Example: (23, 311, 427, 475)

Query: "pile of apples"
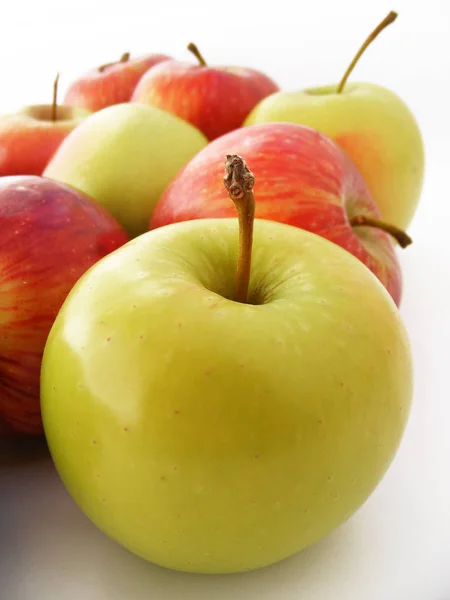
(1, 12, 423, 575)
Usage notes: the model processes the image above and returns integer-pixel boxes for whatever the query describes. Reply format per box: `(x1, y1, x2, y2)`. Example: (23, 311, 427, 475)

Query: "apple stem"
(52, 72, 60, 122)
(98, 52, 130, 73)
(336, 11, 397, 93)
(223, 155, 256, 304)
(350, 214, 412, 248)
(187, 42, 207, 66)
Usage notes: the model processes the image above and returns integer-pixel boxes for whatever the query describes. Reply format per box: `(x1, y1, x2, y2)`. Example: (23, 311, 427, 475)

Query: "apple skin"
(150, 122, 403, 305)
(41, 218, 413, 574)
(131, 59, 279, 141)
(44, 103, 208, 238)
(0, 105, 91, 177)
(64, 53, 172, 112)
(0, 176, 129, 437)
(244, 83, 425, 229)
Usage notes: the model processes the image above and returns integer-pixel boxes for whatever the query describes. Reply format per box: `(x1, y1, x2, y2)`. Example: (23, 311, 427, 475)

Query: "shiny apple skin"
(41, 218, 413, 573)
(150, 122, 403, 305)
(131, 60, 279, 140)
(64, 54, 172, 112)
(0, 176, 129, 436)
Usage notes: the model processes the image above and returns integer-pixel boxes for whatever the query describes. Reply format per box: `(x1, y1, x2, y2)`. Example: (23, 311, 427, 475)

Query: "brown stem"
(336, 11, 397, 93)
(223, 155, 256, 304)
(52, 73, 60, 122)
(350, 214, 412, 248)
(98, 52, 130, 73)
(187, 42, 207, 66)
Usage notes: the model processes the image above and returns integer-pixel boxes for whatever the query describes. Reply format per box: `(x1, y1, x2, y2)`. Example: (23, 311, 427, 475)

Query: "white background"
(1, 0, 449, 598)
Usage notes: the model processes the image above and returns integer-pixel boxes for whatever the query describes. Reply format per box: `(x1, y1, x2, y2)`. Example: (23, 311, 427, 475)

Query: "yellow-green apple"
(0, 176, 129, 437)
(131, 43, 279, 141)
(0, 75, 91, 176)
(244, 11, 424, 229)
(151, 122, 411, 306)
(44, 102, 208, 238)
(64, 52, 172, 112)
(41, 155, 413, 574)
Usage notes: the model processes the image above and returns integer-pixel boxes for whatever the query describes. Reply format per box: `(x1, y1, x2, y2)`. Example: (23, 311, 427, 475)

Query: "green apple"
(245, 11, 424, 230)
(43, 103, 208, 237)
(41, 156, 413, 574)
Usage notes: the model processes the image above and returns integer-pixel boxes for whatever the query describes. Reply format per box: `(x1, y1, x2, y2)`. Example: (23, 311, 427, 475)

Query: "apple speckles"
(318, 298, 330, 306)
(160, 476, 166, 482)
(106, 337, 111, 342)
(300, 282, 313, 292)
(333, 493, 340, 501)
(173, 409, 180, 415)
(254, 454, 260, 459)
(92, 439, 97, 445)
(327, 476, 334, 482)
(139, 334, 145, 340)
(123, 427, 129, 433)
(172, 465, 178, 471)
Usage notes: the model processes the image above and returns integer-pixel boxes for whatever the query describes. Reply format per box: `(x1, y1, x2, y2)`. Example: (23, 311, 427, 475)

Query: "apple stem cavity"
(187, 42, 207, 67)
(350, 214, 412, 248)
(223, 154, 256, 304)
(336, 10, 398, 93)
(98, 52, 131, 73)
(52, 72, 60, 122)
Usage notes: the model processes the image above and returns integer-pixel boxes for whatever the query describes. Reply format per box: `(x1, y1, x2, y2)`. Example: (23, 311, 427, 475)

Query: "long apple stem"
(336, 11, 397, 93)
(223, 155, 256, 304)
(52, 73, 60, 122)
(350, 214, 412, 248)
(98, 52, 130, 73)
(187, 42, 207, 66)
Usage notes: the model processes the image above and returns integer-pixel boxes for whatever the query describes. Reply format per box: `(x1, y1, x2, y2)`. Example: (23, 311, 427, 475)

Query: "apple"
(0, 75, 91, 176)
(41, 155, 413, 574)
(244, 11, 425, 230)
(150, 122, 411, 306)
(64, 52, 172, 112)
(0, 176, 129, 437)
(44, 102, 208, 238)
(131, 42, 280, 141)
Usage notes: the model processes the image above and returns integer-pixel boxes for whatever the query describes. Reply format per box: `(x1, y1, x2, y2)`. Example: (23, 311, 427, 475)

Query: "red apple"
(64, 52, 172, 112)
(150, 123, 411, 305)
(0, 176, 129, 437)
(0, 104, 91, 176)
(131, 43, 279, 141)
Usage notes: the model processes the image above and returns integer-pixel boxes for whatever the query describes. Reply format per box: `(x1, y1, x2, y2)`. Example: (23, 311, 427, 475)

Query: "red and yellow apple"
(151, 122, 410, 306)
(244, 12, 424, 229)
(0, 176, 129, 437)
(131, 43, 279, 141)
(0, 104, 91, 176)
(64, 52, 171, 112)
